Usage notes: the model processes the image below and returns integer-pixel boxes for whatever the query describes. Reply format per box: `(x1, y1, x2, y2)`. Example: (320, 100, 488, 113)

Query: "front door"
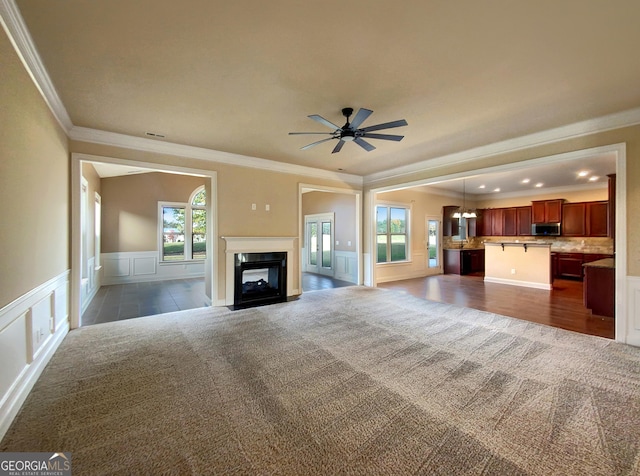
(304, 213, 334, 276)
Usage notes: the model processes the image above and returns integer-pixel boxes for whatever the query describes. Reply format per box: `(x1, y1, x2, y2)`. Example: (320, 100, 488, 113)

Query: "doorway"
(304, 213, 334, 277)
(425, 216, 441, 275)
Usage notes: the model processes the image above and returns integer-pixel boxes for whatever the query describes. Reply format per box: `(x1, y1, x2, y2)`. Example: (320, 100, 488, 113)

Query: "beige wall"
(69, 139, 360, 300)
(100, 172, 206, 252)
(0, 28, 69, 308)
(302, 191, 356, 252)
(366, 125, 640, 276)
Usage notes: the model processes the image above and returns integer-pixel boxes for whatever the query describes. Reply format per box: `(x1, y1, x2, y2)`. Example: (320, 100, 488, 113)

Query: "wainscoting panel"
(102, 251, 204, 285)
(133, 256, 157, 276)
(334, 251, 358, 283)
(0, 270, 69, 441)
(627, 276, 640, 347)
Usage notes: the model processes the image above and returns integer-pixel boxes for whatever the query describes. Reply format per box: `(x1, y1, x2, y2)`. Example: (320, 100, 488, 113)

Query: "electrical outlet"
(265, 204, 270, 211)
(511, 268, 516, 275)
(251, 203, 256, 211)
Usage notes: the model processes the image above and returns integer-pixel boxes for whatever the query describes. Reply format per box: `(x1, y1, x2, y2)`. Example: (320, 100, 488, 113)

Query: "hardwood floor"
(302, 272, 355, 292)
(378, 274, 614, 339)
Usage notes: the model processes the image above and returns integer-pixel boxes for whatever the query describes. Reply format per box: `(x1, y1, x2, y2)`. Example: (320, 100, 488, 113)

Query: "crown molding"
(363, 107, 640, 185)
(0, 0, 72, 132)
(70, 126, 363, 186)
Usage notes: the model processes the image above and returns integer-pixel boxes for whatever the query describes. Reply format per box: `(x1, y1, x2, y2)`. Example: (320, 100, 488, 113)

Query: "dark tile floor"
(302, 272, 355, 291)
(81, 278, 209, 326)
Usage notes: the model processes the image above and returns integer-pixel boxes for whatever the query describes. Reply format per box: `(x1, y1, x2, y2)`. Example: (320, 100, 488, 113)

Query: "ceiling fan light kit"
(289, 107, 408, 153)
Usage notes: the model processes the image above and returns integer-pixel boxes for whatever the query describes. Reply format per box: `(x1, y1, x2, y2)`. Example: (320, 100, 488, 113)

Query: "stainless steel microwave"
(531, 223, 561, 236)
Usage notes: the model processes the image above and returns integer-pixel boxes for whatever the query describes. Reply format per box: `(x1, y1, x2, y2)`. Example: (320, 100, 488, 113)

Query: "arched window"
(159, 186, 207, 262)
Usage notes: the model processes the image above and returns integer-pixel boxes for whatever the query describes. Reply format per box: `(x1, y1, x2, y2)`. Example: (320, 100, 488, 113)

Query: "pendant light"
(452, 179, 477, 219)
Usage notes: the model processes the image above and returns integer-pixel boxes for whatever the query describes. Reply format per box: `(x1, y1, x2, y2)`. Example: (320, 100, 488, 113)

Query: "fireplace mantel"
(222, 236, 297, 305)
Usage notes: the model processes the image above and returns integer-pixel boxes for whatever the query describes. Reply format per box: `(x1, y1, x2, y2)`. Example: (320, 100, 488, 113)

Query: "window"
(159, 186, 207, 262)
(376, 205, 409, 263)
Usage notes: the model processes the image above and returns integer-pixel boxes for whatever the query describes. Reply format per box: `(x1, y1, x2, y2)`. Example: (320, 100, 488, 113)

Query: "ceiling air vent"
(145, 132, 165, 138)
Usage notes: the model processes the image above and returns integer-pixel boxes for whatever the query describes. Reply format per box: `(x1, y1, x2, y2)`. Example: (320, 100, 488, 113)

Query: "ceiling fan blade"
(301, 137, 336, 150)
(354, 137, 376, 152)
(359, 119, 408, 133)
(288, 132, 334, 135)
(349, 108, 373, 130)
(331, 140, 345, 154)
(361, 133, 404, 142)
(308, 114, 341, 131)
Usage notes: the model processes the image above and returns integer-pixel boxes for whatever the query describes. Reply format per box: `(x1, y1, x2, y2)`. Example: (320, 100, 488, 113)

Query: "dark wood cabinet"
(532, 199, 563, 223)
(443, 206, 459, 237)
(562, 202, 586, 236)
(491, 208, 504, 236)
(476, 210, 487, 236)
(583, 263, 615, 318)
(555, 252, 613, 280)
(502, 208, 517, 236)
(586, 201, 608, 237)
(468, 217, 478, 237)
(516, 206, 532, 236)
(557, 252, 584, 279)
(444, 249, 485, 275)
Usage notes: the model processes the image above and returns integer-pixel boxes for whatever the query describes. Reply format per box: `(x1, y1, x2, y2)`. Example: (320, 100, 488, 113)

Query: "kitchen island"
(484, 241, 552, 290)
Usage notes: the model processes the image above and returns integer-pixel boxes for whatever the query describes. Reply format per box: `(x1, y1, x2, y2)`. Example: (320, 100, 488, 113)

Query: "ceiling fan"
(289, 107, 408, 154)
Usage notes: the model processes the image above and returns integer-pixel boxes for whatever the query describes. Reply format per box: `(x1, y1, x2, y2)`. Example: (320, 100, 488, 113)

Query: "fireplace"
(222, 236, 297, 307)
(234, 252, 287, 309)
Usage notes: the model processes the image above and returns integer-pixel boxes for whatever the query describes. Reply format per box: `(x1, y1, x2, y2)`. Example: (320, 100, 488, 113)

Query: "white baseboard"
(484, 276, 552, 290)
(0, 270, 70, 441)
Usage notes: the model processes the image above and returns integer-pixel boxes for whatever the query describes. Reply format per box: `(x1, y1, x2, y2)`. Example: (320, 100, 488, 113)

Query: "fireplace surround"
(222, 236, 298, 307)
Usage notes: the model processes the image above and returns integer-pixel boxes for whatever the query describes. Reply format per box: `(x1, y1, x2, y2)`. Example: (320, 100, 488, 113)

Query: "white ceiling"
(12, 0, 640, 180)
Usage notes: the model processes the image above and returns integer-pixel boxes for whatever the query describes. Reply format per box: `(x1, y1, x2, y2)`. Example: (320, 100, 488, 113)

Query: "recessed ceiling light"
(589, 176, 599, 182)
(478, 185, 486, 189)
(535, 183, 544, 188)
(493, 188, 500, 192)
(521, 178, 530, 184)
(578, 170, 589, 177)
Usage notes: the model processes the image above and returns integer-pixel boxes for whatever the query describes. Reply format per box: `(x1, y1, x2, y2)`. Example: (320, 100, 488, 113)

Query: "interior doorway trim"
(70, 152, 218, 329)
(298, 184, 363, 292)
(366, 143, 627, 343)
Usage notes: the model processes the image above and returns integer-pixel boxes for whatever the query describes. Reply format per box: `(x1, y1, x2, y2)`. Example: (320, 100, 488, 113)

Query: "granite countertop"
(583, 258, 615, 269)
(484, 241, 552, 246)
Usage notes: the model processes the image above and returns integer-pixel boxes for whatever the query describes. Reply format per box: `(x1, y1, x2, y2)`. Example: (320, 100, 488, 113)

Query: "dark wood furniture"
(442, 206, 459, 236)
(532, 199, 563, 224)
(443, 249, 485, 275)
(555, 252, 613, 280)
(583, 259, 615, 318)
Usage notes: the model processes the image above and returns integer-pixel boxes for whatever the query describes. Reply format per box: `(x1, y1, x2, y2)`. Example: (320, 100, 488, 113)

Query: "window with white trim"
(159, 186, 207, 262)
(376, 205, 409, 263)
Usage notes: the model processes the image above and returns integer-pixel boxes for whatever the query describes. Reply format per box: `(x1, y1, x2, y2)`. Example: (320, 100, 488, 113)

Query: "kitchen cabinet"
(532, 199, 563, 224)
(443, 206, 459, 236)
(444, 249, 485, 275)
(562, 201, 609, 237)
(583, 259, 615, 318)
(562, 203, 586, 236)
(516, 206, 532, 235)
(491, 208, 504, 236)
(557, 253, 584, 279)
(586, 201, 608, 237)
(502, 208, 517, 236)
(555, 252, 614, 280)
